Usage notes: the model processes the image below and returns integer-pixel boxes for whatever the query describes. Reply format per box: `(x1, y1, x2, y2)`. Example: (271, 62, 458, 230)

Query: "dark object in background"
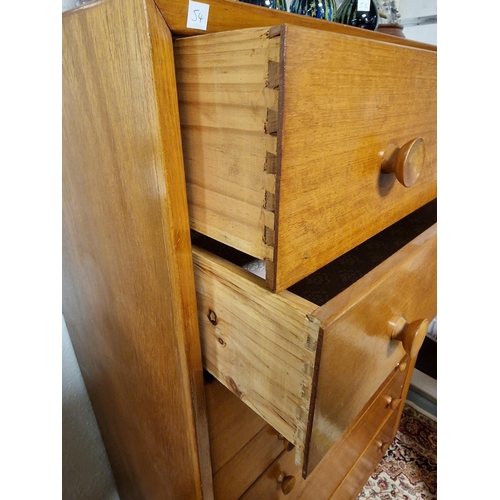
(238, 0, 287, 11)
(415, 336, 437, 380)
(336, 0, 379, 30)
(290, 0, 337, 21)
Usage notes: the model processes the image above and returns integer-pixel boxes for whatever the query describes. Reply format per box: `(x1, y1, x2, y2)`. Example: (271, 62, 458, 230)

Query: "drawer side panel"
(175, 28, 281, 270)
(192, 246, 320, 463)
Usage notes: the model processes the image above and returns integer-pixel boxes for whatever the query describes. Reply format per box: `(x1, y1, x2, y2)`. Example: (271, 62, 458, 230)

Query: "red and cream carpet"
(357, 402, 437, 500)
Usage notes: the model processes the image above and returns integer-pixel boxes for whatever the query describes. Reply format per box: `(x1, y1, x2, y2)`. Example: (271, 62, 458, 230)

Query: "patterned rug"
(357, 402, 437, 500)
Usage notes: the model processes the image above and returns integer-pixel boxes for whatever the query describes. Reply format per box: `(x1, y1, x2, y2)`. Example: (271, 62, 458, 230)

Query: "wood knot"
(227, 377, 242, 399)
(208, 309, 218, 325)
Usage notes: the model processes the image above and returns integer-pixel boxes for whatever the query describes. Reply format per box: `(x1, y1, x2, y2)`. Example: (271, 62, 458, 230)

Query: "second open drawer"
(192, 201, 436, 477)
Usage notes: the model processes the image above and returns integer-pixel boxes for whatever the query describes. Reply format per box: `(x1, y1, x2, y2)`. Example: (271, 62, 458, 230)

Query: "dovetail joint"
(264, 192, 276, 211)
(302, 361, 314, 377)
(264, 226, 275, 246)
(265, 151, 278, 174)
(267, 60, 281, 90)
(305, 334, 318, 353)
(265, 109, 278, 136)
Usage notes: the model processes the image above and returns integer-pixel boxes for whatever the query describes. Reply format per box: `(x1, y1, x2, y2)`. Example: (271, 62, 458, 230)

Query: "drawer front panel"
(239, 366, 406, 500)
(306, 224, 436, 474)
(330, 407, 401, 500)
(176, 25, 436, 292)
(214, 424, 286, 500)
(276, 24, 436, 291)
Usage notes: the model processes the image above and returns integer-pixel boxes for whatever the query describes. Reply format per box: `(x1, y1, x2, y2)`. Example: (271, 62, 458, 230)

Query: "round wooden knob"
(384, 396, 402, 410)
(377, 441, 390, 455)
(278, 434, 295, 452)
(381, 137, 425, 187)
(390, 317, 429, 359)
(277, 472, 296, 495)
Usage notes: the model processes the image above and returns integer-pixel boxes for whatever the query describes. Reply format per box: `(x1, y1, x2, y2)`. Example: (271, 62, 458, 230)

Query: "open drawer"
(192, 201, 436, 477)
(175, 24, 437, 292)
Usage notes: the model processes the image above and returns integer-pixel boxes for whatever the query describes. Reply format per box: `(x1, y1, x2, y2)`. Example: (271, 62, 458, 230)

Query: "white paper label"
(186, 0, 210, 30)
(357, 0, 370, 11)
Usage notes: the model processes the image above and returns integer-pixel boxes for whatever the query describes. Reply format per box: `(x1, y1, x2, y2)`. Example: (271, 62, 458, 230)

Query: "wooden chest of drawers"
(62, 0, 437, 498)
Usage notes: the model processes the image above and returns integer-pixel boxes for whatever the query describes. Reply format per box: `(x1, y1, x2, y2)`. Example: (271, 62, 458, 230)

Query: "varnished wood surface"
(214, 425, 285, 500)
(62, 0, 213, 497)
(329, 406, 401, 500)
(157, 0, 436, 52)
(306, 224, 437, 475)
(175, 24, 437, 292)
(239, 447, 299, 500)
(275, 24, 437, 291)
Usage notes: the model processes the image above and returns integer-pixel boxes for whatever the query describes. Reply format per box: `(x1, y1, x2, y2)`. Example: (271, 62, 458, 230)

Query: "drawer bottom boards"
(194, 200, 437, 477)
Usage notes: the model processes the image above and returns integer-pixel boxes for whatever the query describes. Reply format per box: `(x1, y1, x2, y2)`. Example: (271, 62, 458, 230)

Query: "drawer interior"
(205, 374, 287, 499)
(193, 199, 436, 476)
(192, 199, 436, 301)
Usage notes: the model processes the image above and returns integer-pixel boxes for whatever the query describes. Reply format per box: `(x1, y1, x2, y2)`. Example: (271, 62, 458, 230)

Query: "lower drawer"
(239, 364, 407, 500)
(330, 406, 402, 500)
(205, 377, 286, 500)
(194, 201, 436, 476)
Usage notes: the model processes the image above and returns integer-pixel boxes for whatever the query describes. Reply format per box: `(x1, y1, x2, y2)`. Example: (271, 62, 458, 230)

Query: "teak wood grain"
(175, 24, 437, 292)
(62, 0, 213, 498)
(63, 0, 437, 495)
(157, 0, 436, 52)
(329, 408, 401, 500)
(193, 222, 436, 476)
(306, 224, 437, 474)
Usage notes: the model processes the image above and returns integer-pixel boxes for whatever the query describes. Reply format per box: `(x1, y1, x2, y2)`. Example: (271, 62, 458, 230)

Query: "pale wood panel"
(205, 378, 267, 473)
(192, 246, 320, 465)
(274, 24, 437, 291)
(157, 0, 436, 52)
(62, 0, 213, 497)
(306, 224, 437, 474)
(175, 29, 280, 265)
(214, 425, 285, 500)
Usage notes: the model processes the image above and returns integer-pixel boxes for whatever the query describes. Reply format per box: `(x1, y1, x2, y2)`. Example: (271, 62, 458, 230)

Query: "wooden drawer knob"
(384, 396, 402, 410)
(377, 441, 390, 455)
(381, 137, 426, 187)
(390, 317, 429, 359)
(278, 434, 295, 451)
(277, 472, 296, 495)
